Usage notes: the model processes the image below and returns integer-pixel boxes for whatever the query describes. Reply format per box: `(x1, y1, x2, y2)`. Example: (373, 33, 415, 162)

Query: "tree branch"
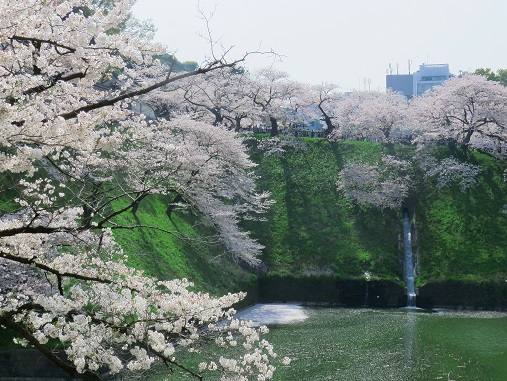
(11, 35, 76, 53)
(0, 251, 114, 286)
(58, 60, 245, 121)
(23, 71, 88, 97)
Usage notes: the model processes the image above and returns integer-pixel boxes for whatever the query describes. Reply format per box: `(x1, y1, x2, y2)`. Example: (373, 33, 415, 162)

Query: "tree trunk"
(382, 142, 396, 156)
(234, 115, 245, 132)
(82, 183, 101, 227)
(323, 115, 334, 135)
(131, 193, 147, 216)
(318, 106, 334, 136)
(269, 116, 278, 137)
(212, 109, 224, 126)
(166, 194, 183, 219)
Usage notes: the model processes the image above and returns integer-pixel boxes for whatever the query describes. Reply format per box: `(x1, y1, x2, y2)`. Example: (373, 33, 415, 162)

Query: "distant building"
(386, 63, 453, 97)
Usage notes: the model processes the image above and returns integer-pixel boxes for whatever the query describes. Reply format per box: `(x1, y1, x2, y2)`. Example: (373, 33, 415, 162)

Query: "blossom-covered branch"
(0, 1, 279, 379)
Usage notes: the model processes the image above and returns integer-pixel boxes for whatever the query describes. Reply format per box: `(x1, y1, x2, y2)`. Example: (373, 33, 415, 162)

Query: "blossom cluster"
(337, 156, 411, 210)
(1, 227, 278, 379)
(416, 154, 482, 190)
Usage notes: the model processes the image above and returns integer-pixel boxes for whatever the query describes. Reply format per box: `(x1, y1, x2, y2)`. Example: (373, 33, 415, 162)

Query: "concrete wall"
(418, 281, 507, 310)
(258, 276, 507, 310)
(386, 74, 414, 97)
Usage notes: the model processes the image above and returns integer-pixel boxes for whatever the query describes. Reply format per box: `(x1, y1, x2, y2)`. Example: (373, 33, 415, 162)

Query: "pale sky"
(132, 0, 507, 91)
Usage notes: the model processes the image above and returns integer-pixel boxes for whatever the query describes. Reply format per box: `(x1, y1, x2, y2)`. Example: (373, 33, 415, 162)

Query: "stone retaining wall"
(258, 276, 507, 310)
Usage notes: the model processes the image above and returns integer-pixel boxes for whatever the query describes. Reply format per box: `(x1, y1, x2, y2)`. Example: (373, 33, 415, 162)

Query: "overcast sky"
(132, 0, 507, 91)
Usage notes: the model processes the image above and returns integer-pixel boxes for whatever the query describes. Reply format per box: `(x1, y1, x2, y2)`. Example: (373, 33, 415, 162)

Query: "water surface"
(147, 305, 507, 380)
(269, 307, 507, 381)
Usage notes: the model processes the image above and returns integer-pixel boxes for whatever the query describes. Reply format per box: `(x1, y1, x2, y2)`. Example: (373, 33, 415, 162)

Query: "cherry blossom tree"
(175, 67, 253, 130)
(0, 1, 279, 380)
(409, 75, 507, 155)
(249, 76, 314, 158)
(335, 83, 491, 210)
(305, 82, 342, 136)
(247, 68, 299, 137)
(132, 65, 255, 133)
(332, 91, 413, 209)
(333, 90, 410, 153)
(283, 81, 321, 130)
(414, 152, 482, 191)
(337, 155, 411, 210)
(123, 117, 272, 265)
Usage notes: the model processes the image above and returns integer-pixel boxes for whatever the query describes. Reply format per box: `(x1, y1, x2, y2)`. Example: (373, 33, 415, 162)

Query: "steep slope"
(245, 137, 507, 285)
(111, 194, 257, 295)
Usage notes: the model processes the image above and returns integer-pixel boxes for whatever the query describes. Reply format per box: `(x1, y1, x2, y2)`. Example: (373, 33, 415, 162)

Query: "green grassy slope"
(111, 194, 256, 295)
(244, 139, 401, 280)
(246, 138, 507, 284)
(2, 138, 506, 294)
(416, 150, 507, 283)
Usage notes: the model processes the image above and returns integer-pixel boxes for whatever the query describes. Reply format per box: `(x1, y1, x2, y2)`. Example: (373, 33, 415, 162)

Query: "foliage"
(154, 53, 198, 73)
(416, 150, 507, 282)
(473, 67, 507, 86)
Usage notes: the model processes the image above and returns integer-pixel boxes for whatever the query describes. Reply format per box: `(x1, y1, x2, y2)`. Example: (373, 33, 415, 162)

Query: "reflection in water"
(364, 282, 369, 307)
(147, 307, 507, 381)
(404, 312, 417, 364)
(403, 209, 416, 307)
(232, 303, 308, 326)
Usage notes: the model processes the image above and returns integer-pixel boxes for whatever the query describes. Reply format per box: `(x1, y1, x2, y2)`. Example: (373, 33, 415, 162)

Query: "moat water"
(265, 306, 507, 381)
(146, 304, 507, 381)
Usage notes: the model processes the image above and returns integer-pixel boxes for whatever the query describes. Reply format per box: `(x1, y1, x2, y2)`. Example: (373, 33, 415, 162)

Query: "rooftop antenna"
(368, 78, 371, 91)
(396, 63, 399, 75)
(408, 59, 412, 74)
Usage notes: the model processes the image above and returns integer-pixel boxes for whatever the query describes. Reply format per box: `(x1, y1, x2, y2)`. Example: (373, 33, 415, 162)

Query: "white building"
(386, 63, 453, 97)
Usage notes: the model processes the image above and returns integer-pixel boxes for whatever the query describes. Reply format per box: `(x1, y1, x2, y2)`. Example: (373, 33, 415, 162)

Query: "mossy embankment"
(2, 138, 506, 306)
(244, 137, 507, 286)
(111, 194, 257, 296)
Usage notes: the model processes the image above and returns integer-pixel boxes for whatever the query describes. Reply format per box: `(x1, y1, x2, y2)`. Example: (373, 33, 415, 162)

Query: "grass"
(110, 194, 256, 295)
